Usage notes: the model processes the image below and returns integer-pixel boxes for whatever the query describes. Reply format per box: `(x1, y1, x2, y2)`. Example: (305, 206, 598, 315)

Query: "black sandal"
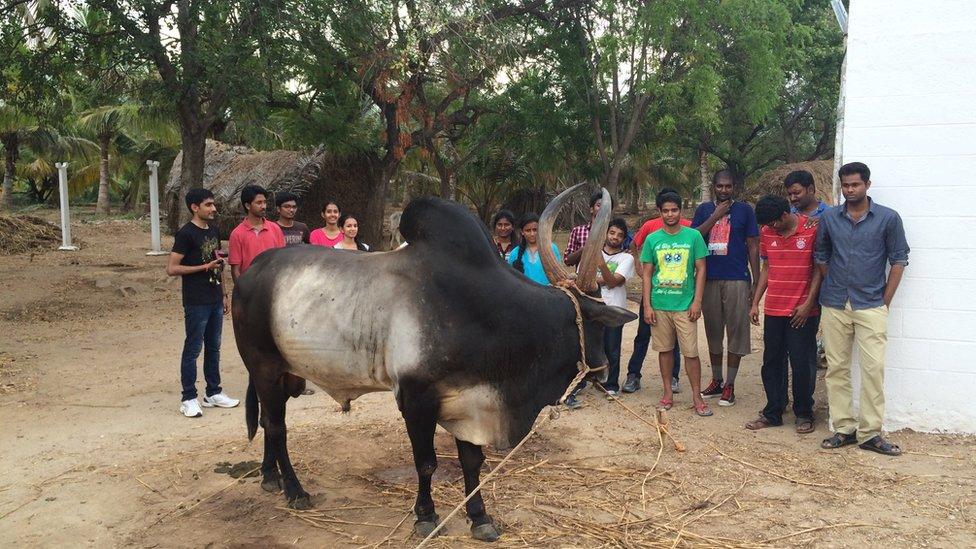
(821, 432, 857, 449)
(859, 436, 902, 456)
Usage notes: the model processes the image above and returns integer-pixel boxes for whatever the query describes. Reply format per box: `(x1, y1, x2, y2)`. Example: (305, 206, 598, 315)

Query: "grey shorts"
(701, 279, 752, 356)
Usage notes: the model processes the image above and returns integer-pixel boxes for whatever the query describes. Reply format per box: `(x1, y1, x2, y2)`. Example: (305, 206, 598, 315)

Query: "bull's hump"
(399, 197, 498, 267)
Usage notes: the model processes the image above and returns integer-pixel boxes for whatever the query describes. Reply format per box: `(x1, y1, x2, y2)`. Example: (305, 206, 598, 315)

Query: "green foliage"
(677, 0, 844, 182)
(2, 0, 843, 215)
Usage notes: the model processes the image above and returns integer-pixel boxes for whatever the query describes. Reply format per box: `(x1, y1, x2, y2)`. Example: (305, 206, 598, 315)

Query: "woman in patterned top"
(490, 209, 519, 260)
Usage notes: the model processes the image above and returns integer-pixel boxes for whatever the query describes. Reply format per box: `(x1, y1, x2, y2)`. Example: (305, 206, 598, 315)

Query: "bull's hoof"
(261, 477, 283, 492)
(287, 493, 312, 510)
(413, 519, 440, 538)
(471, 521, 501, 542)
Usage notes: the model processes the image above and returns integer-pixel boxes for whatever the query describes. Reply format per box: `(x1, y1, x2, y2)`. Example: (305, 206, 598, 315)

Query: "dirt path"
(1, 212, 974, 548)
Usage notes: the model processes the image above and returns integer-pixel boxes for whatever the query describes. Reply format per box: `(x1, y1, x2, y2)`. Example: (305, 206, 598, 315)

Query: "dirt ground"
(1, 210, 974, 548)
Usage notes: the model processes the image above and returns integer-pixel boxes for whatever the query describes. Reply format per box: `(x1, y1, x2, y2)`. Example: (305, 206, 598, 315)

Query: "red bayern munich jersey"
(759, 215, 819, 317)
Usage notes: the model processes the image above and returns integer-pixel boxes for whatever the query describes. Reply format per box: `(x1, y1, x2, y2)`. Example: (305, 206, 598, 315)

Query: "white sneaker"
(180, 399, 203, 418)
(202, 392, 240, 408)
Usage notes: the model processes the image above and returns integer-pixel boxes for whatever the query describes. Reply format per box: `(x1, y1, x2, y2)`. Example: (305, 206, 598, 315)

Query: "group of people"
(167, 185, 370, 419)
(491, 162, 909, 456)
(171, 163, 909, 456)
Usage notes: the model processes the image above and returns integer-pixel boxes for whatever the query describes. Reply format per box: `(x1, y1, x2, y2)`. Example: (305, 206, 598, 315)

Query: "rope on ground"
(595, 381, 686, 453)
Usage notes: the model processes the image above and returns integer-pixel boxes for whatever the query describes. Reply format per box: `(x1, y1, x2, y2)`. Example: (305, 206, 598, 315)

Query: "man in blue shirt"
(815, 162, 909, 457)
(786, 170, 828, 220)
(692, 171, 760, 407)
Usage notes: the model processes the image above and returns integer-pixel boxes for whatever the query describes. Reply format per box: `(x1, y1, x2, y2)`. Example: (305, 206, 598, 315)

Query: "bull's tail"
(246, 377, 259, 441)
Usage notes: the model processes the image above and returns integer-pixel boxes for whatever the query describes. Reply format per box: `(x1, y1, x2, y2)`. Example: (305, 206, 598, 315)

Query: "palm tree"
(75, 103, 149, 214)
(16, 151, 57, 203)
(0, 105, 56, 210)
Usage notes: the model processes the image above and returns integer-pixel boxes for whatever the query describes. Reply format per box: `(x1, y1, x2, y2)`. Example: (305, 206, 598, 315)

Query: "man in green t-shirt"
(640, 191, 712, 417)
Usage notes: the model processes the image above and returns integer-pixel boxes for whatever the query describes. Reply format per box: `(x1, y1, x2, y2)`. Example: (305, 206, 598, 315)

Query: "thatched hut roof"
(741, 160, 836, 205)
(164, 140, 378, 242)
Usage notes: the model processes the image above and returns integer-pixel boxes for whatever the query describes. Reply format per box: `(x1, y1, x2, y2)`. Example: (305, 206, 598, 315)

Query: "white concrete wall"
(841, 0, 976, 433)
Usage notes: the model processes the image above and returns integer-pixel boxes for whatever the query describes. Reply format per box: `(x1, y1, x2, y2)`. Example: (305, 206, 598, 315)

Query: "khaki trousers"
(821, 303, 888, 443)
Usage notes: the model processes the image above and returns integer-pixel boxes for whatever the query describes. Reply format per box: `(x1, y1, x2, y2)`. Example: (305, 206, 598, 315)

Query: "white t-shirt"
(599, 249, 635, 308)
(332, 242, 370, 251)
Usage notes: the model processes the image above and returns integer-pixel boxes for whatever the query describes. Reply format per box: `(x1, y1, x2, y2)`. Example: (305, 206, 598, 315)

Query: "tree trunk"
(363, 160, 393, 250)
(635, 180, 645, 214)
(439, 173, 455, 201)
(604, 163, 622, 202)
(1, 138, 16, 210)
(698, 148, 711, 204)
(176, 126, 208, 228)
(95, 133, 111, 214)
(123, 174, 143, 213)
(401, 175, 412, 207)
(434, 163, 454, 200)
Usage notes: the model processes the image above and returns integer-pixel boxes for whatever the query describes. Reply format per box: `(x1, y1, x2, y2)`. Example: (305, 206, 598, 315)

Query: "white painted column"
(146, 160, 167, 256)
(830, 0, 849, 204)
(55, 162, 78, 251)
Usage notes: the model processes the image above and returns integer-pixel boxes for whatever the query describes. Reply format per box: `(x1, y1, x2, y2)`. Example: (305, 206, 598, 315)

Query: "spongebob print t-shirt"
(640, 227, 708, 311)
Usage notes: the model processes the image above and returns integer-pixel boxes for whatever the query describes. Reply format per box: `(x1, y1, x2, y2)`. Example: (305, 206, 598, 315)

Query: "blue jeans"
(180, 302, 223, 401)
(603, 326, 624, 391)
(627, 301, 681, 379)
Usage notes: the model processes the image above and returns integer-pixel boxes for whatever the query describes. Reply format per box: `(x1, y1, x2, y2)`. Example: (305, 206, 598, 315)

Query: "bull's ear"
(585, 304, 638, 327)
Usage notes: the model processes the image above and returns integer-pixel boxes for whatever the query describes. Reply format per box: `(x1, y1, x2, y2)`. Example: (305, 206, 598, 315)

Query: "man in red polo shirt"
(746, 194, 822, 434)
(623, 188, 691, 395)
(229, 185, 286, 282)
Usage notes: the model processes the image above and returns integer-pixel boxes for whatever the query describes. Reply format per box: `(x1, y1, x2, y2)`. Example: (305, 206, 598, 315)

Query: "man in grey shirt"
(814, 162, 909, 456)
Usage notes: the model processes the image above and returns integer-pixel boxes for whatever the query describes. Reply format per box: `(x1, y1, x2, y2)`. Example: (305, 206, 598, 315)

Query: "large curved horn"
(575, 187, 611, 293)
(537, 183, 587, 286)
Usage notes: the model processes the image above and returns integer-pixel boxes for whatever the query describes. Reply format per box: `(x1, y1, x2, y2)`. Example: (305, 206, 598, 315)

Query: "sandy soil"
(1, 211, 974, 548)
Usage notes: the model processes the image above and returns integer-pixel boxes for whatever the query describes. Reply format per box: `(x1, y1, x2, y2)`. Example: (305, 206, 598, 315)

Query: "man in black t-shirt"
(275, 191, 310, 247)
(166, 188, 239, 418)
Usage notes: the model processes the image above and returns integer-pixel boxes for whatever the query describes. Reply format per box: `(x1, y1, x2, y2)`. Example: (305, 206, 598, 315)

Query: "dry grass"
(743, 160, 836, 205)
(0, 215, 63, 255)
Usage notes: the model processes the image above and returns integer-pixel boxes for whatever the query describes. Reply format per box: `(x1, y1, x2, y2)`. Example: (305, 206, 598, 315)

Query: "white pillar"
(146, 160, 167, 256)
(55, 162, 78, 251)
(832, 42, 848, 205)
(831, 1, 849, 205)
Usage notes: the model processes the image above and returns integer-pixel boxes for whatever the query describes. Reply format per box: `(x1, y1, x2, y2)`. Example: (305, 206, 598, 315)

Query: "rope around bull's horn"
(414, 286, 609, 548)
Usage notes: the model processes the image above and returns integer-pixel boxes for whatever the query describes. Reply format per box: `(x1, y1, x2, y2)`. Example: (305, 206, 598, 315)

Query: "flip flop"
(657, 398, 673, 411)
(694, 402, 713, 417)
(796, 418, 815, 434)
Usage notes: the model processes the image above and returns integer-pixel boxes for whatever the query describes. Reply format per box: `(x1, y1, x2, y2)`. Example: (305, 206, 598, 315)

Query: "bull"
(232, 184, 637, 541)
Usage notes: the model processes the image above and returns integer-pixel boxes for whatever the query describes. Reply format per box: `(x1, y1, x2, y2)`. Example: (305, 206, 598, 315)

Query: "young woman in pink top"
(310, 201, 343, 247)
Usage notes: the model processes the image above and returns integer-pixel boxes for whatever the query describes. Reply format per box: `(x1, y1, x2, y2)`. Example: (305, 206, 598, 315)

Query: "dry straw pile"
(0, 215, 62, 255)
(741, 160, 836, 205)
